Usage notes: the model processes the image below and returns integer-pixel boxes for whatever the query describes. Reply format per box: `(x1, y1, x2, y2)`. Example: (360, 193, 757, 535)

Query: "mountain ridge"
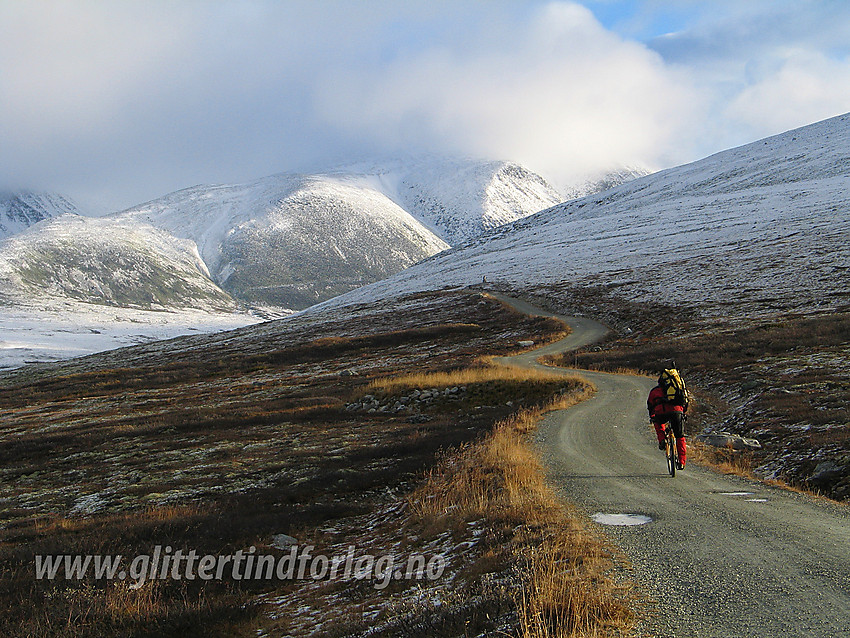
(311, 112, 850, 320)
(0, 191, 84, 241)
(0, 157, 569, 367)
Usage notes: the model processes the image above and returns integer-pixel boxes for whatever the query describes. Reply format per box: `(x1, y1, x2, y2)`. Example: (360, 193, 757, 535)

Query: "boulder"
(696, 432, 762, 450)
(271, 534, 298, 549)
(809, 461, 845, 483)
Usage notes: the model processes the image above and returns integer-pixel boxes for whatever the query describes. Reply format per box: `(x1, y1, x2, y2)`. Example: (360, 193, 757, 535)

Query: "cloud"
(647, 1, 850, 145)
(0, 1, 400, 208)
(0, 1, 847, 211)
(314, 2, 701, 187)
(725, 50, 850, 136)
(649, 0, 850, 64)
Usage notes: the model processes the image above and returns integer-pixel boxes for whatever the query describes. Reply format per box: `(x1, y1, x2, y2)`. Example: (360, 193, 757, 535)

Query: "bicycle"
(663, 423, 678, 478)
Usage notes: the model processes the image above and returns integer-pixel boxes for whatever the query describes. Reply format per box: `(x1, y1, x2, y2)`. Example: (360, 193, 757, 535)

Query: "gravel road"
(492, 294, 850, 638)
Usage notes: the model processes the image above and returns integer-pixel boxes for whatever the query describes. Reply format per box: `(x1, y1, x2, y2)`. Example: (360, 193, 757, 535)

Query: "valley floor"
(3, 281, 847, 637)
(0, 301, 267, 370)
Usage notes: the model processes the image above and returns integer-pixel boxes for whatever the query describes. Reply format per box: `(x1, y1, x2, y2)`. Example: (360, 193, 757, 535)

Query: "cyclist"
(647, 370, 688, 470)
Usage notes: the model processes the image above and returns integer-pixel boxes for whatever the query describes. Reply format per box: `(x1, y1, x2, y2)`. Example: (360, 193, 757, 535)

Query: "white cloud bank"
(0, 1, 848, 210)
(318, 3, 700, 187)
(726, 50, 850, 136)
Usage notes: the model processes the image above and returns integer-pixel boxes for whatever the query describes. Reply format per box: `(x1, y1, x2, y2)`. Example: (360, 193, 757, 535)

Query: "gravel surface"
(493, 294, 850, 638)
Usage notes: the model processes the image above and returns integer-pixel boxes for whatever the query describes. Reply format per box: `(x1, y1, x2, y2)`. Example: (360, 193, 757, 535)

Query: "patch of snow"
(0, 300, 259, 370)
(591, 513, 653, 526)
(0, 191, 84, 240)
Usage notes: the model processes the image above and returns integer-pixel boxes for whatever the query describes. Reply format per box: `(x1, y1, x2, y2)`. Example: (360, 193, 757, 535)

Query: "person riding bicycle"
(647, 365, 689, 470)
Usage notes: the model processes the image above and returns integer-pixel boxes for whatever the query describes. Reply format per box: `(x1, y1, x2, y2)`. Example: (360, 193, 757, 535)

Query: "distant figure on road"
(647, 364, 690, 469)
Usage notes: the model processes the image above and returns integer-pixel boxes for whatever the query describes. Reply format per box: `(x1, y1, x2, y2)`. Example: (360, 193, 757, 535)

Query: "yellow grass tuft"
(688, 441, 756, 478)
(367, 361, 575, 396)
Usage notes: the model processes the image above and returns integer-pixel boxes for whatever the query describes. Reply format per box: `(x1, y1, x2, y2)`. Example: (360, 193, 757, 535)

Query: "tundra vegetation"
(0, 290, 636, 637)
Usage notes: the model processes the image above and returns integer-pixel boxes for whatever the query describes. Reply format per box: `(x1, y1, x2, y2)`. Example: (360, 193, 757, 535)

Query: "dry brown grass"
(4, 289, 598, 638)
(688, 441, 756, 478)
(1, 289, 648, 636)
(368, 362, 577, 396)
(518, 532, 635, 638)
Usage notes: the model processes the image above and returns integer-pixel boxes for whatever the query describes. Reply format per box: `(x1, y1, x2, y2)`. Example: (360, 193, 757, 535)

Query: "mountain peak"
(0, 191, 83, 240)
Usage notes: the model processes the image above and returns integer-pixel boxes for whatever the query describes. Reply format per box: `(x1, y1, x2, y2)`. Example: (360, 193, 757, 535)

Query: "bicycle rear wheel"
(666, 431, 677, 477)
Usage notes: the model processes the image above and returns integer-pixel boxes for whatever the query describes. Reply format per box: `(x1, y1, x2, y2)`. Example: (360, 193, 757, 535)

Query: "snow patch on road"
(591, 513, 653, 526)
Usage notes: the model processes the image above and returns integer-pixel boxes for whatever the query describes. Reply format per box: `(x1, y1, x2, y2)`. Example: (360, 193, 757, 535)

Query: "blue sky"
(575, 0, 698, 39)
(1, 1, 849, 212)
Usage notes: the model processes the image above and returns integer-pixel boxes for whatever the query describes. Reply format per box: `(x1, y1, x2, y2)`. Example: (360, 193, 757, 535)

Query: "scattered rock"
(69, 492, 108, 517)
(809, 461, 845, 483)
(740, 380, 762, 393)
(345, 385, 471, 414)
(271, 534, 298, 549)
(697, 431, 762, 450)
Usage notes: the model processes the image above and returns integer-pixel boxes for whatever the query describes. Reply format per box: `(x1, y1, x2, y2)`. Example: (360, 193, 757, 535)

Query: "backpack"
(659, 368, 689, 408)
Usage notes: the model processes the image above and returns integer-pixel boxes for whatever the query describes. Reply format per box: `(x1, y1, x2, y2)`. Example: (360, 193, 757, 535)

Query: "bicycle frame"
(664, 424, 678, 477)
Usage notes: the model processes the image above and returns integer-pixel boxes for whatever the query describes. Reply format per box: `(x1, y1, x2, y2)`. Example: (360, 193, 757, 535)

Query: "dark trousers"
(652, 411, 684, 439)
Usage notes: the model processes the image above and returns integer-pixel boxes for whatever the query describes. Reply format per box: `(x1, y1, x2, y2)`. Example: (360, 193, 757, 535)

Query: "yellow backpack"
(659, 368, 689, 408)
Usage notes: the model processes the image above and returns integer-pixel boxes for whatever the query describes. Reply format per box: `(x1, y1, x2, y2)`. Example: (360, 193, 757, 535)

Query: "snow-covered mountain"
(329, 157, 563, 245)
(0, 159, 561, 314)
(0, 191, 83, 240)
(0, 214, 255, 369)
(115, 158, 561, 308)
(117, 173, 449, 309)
(0, 156, 634, 368)
(0, 215, 236, 311)
(560, 167, 653, 202)
(314, 113, 850, 320)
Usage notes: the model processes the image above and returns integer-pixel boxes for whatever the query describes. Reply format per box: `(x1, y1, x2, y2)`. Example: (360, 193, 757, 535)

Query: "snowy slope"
(0, 191, 83, 240)
(115, 158, 561, 309)
(114, 157, 560, 308)
(118, 174, 450, 309)
(560, 167, 653, 201)
(0, 302, 259, 370)
(312, 113, 850, 320)
(0, 214, 260, 369)
(0, 215, 236, 311)
(0, 157, 561, 366)
(331, 157, 563, 245)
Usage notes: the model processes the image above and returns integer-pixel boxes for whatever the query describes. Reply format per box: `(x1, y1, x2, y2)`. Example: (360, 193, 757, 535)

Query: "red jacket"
(647, 385, 684, 418)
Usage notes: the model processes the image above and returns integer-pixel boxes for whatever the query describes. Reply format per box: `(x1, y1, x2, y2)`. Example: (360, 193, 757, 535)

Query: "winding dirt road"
(493, 294, 850, 638)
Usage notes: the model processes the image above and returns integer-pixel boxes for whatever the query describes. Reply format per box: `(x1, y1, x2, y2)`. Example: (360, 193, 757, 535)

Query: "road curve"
(492, 293, 850, 638)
